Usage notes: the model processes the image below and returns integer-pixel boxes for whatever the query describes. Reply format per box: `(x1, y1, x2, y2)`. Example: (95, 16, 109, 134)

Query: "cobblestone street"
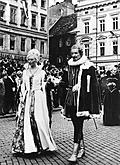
(0, 111, 120, 165)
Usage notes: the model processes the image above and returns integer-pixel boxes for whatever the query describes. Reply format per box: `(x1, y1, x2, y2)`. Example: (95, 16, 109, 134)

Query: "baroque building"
(49, 0, 76, 68)
(0, 0, 48, 61)
(49, 13, 77, 68)
(76, 0, 120, 70)
(49, 0, 74, 28)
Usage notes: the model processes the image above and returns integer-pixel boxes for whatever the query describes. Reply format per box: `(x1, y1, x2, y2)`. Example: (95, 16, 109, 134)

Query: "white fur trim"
(72, 84, 79, 92)
(68, 55, 88, 66)
(76, 111, 90, 117)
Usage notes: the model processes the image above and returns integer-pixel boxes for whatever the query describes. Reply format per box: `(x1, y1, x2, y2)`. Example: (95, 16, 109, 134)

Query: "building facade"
(0, 0, 48, 61)
(49, 0, 74, 28)
(49, 13, 77, 68)
(76, 0, 120, 70)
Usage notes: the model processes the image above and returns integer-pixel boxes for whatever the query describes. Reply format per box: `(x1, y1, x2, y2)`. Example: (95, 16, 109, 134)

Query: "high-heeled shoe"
(68, 143, 79, 162)
(77, 147, 85, 158)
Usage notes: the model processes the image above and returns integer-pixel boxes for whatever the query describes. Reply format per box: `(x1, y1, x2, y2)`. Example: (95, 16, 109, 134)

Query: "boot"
(68, 143, 79, 162)
(77, 140, 85, 158)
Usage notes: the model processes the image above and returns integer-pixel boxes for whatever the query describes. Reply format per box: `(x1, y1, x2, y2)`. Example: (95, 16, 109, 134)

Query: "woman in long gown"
(12, 49, 57, 154)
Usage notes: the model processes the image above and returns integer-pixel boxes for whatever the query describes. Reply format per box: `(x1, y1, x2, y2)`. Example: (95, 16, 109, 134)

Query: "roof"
(49, 13, 77, 36)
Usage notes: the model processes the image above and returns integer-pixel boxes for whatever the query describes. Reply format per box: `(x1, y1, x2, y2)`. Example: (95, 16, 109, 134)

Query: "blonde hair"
(27, 49, 40, 62)
(71, 44, 83, 56)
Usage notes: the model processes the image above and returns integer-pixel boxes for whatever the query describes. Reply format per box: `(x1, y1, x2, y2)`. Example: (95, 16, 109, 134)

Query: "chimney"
(64, 0, 72, 3)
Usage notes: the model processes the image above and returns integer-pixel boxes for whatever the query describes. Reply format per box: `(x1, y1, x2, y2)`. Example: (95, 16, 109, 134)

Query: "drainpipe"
(95, 3, 98, 68)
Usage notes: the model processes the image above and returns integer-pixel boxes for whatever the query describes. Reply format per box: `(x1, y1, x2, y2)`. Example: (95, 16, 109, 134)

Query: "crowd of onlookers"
(98, 66, 120, 126)
(97, 65, 120, 103)
(0, 56, 120, 122)
(0, 57, 24, 76)
(0, 57, 68, 117)
(0, 57, 23, 115)
(0, 57, 24, 115)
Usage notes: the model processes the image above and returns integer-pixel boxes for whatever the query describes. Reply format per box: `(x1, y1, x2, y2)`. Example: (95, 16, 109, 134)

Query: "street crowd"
(0, 46, 120, 162)
(0, 56, 68, 123)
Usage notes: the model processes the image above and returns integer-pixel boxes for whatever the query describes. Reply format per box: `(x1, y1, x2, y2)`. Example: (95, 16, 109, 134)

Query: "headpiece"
(27, 49, 40, 62)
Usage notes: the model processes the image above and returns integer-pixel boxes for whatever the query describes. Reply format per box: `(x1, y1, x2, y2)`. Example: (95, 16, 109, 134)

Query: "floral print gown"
(12, 67, 57, 154)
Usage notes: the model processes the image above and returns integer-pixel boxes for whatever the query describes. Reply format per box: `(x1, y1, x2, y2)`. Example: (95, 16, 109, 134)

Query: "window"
(113, 17, 118, 30)
(0, 3, 5, 21)
(41, 0, 46, 8)
(100, 66, 105, 72)
(21, 38, 25, 51)
(57, 56, 63, 64)
(0, 35, 3, 47)
(100, 19, 105, 32)
(59, 9, 64, 16)
(10, 35, 15, 50)
(40, 41, 44, 55)
(32, 0, 36, 5)
(113, 41, 118, 55)
(10, 6, 17, 24)
(100, 42, 105, 56)
(31, 13, 37, 28)
(31, 38, 36, 49)
(59, 38, 63, 47)
(85, 44, 89, 57)
(21, 9, 25, 25)
(40, 15, 46, 31)
(85, 22, 89, 34)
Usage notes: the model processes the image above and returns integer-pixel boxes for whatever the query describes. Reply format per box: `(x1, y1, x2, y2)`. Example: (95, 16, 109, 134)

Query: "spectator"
(3, 69, 17, 114)
(100, 70, 111, 103)
(0, 75, 5, 115)
(103, 77, 120, 126)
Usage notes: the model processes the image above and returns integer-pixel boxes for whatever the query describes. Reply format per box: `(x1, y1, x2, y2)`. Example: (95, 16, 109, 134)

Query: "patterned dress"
(12, 67, 57, 154)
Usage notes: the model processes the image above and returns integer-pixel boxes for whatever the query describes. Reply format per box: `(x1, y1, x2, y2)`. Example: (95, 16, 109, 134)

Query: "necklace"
(29, 67, 39, 77)
(29, 67, 39, 90)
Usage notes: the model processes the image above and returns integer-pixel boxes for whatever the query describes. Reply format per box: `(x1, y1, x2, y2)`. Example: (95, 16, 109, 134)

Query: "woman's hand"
(72, 84, 79, 92)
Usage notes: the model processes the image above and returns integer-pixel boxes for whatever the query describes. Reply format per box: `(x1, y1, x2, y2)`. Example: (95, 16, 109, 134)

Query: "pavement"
(0, 110, 120, 165)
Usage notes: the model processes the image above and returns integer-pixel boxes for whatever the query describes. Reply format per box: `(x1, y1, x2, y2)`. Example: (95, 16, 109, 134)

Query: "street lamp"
(95, 4, 98, 68)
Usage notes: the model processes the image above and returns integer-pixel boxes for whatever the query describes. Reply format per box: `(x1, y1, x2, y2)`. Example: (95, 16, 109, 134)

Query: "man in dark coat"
(62, 44, 101, 162)
(0, 76, 5, 115)
(100, 70, 111, 103)
(3, 69, 17, 114)
(103, 77, 120, 126)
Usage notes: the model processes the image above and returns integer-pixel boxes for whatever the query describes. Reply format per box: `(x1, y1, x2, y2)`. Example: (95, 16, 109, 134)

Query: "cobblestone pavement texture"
(0, 111, 120, 165)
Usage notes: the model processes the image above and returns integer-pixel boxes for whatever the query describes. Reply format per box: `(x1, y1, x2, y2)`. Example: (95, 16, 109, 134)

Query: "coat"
(103, 77, 120, 126)
(3, 76, 17, 113)
(64, 56, 101, 118)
